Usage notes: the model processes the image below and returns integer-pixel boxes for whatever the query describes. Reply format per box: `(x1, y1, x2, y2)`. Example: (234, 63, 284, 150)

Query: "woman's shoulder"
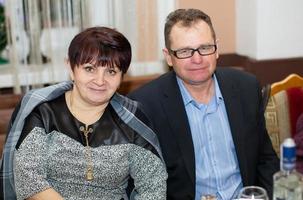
(111, 93, 151, 124)
(30, 93, 66, 116)
(16, 94, 67, 147)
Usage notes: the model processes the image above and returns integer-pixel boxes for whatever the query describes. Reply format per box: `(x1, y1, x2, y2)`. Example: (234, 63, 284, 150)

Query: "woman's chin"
(85, 97, 107, 106)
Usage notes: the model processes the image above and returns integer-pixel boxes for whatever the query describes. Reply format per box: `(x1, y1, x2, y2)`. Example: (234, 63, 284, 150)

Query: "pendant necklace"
(79, 125, 94, 181)
(68, 92, 95, 181)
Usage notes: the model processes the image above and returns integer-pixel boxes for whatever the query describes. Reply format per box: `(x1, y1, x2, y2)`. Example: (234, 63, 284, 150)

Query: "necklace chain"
(79, 125, 94, 181)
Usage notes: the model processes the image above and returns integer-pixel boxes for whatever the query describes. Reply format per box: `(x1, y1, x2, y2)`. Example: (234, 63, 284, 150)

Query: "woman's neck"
(65, 91, 107, 125)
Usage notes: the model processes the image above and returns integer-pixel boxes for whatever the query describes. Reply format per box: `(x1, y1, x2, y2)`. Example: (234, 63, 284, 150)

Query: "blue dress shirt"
(177, 75, 243, 200)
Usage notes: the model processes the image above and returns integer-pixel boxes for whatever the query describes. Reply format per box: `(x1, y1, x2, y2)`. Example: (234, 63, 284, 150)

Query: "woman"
(1, 27, 167, 200)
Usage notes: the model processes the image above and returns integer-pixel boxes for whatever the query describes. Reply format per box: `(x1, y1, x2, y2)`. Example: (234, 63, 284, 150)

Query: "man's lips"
(187, 67, 208, 72)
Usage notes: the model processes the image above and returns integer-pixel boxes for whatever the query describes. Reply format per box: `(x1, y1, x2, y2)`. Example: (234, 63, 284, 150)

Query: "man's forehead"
(174, 20, 209, 30)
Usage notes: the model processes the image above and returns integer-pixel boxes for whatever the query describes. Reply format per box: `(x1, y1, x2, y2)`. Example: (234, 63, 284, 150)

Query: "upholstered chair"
(264, 74, 303, 173)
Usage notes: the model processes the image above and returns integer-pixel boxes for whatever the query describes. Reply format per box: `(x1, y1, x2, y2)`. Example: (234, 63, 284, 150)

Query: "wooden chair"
(270, 73, 303, 96)
(264, 74, 303, 173)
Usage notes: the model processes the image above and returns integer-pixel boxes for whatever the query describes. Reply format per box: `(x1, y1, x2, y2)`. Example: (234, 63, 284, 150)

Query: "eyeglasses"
(169, 44, 217, 59)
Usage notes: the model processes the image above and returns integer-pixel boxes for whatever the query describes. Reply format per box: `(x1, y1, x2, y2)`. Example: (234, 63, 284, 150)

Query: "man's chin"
(187, 77, 211, 85)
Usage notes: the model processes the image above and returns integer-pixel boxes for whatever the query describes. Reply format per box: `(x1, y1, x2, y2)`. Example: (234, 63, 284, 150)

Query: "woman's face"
(70, 62, 122, 106)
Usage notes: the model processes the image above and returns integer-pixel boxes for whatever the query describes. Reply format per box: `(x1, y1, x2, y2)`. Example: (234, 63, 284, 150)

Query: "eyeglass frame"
(168, 44, 217, 59)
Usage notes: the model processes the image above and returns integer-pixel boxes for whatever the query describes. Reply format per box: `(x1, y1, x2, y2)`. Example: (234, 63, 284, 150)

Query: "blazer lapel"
(158, 69, 250, 185)
(160, 72, 195, 184)
(215, 69, 249, 183)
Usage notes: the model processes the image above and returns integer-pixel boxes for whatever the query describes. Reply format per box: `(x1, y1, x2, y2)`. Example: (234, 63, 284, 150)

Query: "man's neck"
(183, 78, 215, 104)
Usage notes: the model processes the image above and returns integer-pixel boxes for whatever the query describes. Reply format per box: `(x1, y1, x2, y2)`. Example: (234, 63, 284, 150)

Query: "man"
(128, 8, 279, 200)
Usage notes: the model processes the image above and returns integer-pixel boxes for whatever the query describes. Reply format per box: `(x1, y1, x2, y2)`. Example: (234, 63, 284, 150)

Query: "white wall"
(236, 0, 303, 60)
(236, 0, 258, 58)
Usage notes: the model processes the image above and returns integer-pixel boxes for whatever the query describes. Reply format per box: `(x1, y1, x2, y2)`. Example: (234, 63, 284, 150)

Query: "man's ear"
(162, 48, 173, 67)
(215, 39, 219, 59)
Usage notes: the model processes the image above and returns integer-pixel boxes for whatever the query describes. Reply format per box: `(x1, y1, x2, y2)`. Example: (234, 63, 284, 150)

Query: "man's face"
(163, 20, 218, 88)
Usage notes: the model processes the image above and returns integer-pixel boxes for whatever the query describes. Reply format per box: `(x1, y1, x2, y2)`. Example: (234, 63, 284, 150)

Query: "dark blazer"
(128, 68, 279, 200)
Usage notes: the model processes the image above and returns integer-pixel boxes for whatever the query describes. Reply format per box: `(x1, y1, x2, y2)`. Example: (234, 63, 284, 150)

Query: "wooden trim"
(0, 94, 22, 109)
(217, 53, 248, 67)
(247, 57, 303, 85)
(217, 54, 303, 86)
(118, 74, 160, 94)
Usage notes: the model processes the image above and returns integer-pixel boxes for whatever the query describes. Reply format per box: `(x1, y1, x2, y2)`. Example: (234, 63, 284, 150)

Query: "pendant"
(86, 168, 94, 181)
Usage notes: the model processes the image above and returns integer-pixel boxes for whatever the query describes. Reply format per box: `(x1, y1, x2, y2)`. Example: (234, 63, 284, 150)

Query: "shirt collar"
(177, 74, 224, 108)
(214, 75, 224, 103)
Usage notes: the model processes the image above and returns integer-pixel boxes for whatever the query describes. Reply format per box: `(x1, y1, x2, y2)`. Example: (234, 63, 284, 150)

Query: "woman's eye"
(84, 66, 94, 73)
(108, 69, 117, 75)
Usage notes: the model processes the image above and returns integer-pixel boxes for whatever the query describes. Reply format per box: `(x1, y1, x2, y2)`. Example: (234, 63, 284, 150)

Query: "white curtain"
(3, 0, 175, 93)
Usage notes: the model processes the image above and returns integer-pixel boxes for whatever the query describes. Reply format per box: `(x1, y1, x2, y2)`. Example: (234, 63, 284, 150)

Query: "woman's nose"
(95, 69, 105, 85)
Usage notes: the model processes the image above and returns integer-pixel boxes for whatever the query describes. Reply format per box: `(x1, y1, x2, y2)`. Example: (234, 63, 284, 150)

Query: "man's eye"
(178, 49, 191, 54)
(200, 46, 211, 50)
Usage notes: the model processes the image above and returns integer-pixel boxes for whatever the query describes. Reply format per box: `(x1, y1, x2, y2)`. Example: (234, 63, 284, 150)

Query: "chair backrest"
(271, 73, 303, 96)
(265, 73, 303, 173)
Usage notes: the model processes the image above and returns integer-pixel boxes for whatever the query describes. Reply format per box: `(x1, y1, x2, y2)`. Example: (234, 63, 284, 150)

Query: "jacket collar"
(159, 69, 248, 184)
(161, 71, 196, 184)
(215, 69, 248, 182)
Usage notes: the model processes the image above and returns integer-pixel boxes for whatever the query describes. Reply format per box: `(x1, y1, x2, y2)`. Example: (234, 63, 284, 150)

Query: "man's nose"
(191, 50, 203, 63)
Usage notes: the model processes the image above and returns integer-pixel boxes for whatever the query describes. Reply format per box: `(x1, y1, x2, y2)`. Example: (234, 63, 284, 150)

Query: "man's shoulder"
(216, 67, 255, 77)
(216, 67, 258, 84)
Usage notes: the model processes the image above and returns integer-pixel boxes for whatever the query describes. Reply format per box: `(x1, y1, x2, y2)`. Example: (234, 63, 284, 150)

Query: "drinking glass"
(237, 186, 268, 200)
(200, 194, 217, 200)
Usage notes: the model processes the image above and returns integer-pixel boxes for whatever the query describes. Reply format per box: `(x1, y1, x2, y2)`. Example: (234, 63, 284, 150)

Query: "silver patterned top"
(14, 127, 167, 200)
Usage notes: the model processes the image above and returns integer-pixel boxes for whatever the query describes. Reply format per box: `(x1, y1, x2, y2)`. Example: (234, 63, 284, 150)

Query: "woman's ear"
(65, 58, 74, 81)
